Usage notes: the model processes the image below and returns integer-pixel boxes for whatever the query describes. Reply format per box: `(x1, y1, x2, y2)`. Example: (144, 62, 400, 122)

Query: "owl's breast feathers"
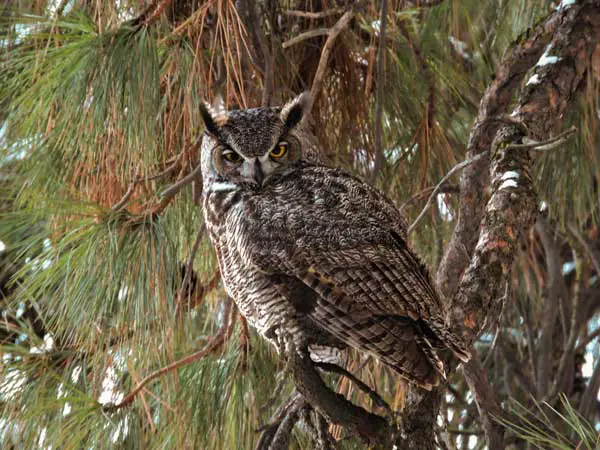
(207, 164, 470, 389)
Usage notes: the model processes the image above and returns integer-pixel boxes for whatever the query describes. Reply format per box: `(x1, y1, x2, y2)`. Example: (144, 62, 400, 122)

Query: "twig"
(104, 299, 233, 411)
(576, 327, 600, 352)
(308, 10, 356, 114)
(282, 28, 330, 49)
(160, 161, 203, 200)
(506, 126, 577, 151)
(110, 151, 184, 211)
(568, 223, 600, 277)
(398, 21, 436, 130)
(54, 0, 70, 17)
(131, 0, 174, 27)
(283, 9, 344, 19)
(371, 0, 388, 182)
(142, 0, 174, 25)
(407, 152, 488, 235)
(238, 315, 250, 370)
(398, 183, 458, 212)
(111, 183, 136, 212)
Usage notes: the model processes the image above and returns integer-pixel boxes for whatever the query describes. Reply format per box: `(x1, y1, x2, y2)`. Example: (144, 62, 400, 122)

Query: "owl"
(199, 93, 470, 389)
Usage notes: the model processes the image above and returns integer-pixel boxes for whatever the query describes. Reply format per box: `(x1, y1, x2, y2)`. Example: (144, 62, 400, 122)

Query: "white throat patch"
(209, 181, 239, 193)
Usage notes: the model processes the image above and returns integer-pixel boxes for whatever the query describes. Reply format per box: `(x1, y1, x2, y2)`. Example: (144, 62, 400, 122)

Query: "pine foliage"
(0, 0, 599, 448)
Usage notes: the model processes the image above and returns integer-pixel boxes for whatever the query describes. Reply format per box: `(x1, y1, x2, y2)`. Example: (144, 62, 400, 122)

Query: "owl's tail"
(369, 316, 446, 390)
(424, 319, 472, 364)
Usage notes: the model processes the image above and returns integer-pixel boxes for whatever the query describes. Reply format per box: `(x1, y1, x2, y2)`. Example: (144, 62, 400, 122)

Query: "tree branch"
(288, 342, 391, 447)
(104, 298, 234, 411)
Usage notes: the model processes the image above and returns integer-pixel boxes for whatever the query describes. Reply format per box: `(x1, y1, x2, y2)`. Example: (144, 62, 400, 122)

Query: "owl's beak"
(252, 159, 264, 186)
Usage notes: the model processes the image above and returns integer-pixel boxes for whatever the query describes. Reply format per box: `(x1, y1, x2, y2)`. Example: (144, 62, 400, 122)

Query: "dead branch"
(282, 29, 330, 49)
(308, 10, 355, 114)
(408, 152, 488, 235)
(283, 9, 344, 19)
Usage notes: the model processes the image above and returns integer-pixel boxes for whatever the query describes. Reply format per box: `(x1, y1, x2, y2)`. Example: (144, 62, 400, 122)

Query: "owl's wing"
(226, 166, 470, 367)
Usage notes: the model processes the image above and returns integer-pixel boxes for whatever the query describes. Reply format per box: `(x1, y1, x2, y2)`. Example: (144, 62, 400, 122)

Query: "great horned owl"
(199, 93, 470, 389)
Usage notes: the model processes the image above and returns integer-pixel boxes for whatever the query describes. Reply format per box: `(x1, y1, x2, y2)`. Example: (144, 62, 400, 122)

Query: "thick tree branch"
(436, 6, 567, 299)
(403, 3, 600, 449)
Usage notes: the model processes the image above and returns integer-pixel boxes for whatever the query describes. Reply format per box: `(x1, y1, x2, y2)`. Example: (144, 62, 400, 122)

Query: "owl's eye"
(270, 142, 288, 159)
(222, 149, 242, 164)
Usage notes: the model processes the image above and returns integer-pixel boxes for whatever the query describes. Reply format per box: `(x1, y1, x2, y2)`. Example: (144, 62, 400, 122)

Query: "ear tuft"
(280, 92, 311, 131)
(199, 101, 221, 137)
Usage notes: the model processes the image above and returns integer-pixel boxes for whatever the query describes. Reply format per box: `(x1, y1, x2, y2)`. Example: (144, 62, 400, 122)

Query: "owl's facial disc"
(200, 92, 313, 192)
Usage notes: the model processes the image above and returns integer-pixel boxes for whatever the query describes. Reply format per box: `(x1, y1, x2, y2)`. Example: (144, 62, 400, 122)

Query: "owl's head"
(199, 93, 322, 192)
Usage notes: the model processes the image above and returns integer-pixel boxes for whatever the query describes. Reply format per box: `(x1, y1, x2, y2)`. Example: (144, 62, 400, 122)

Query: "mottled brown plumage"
(200, 93, 470, 389)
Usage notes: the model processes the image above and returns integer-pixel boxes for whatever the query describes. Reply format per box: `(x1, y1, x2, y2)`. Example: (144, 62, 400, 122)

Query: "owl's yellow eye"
(270, 142, 288, 159)
(222, 149, 242, 163)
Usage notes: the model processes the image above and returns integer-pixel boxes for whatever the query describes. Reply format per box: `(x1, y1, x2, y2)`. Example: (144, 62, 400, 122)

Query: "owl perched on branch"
(199, 93, 470, 389)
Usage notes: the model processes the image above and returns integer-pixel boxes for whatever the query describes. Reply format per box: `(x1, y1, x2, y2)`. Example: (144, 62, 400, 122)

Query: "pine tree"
(1, 1, 599, 449)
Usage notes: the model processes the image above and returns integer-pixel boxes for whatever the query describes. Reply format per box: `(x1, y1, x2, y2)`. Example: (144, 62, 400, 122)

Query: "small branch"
(282, 29, 330, 49)
(159, 161, 203, 200)
(308, 10, 356, 114)
(576, 327, 600, 352)
(283, 9, 344, 19)
(110, 151, 184, 212)
(506, 126, 577, 151)
(104, 299, 233, 411)
(407, 152, 488, 235)
(398, 21, 436, 131)
(111, 183, 136, 212)
(399, 183, 458, 212)
(130, 0, 174, 27)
